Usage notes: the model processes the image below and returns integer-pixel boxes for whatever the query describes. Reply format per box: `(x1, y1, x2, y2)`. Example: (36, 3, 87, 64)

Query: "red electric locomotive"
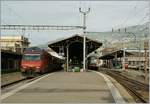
(21, 47, 64, 77)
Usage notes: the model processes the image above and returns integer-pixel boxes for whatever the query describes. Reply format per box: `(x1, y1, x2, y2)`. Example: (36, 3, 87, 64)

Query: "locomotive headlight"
(36, 66, 40, 69)
(22, 66, 27, 69)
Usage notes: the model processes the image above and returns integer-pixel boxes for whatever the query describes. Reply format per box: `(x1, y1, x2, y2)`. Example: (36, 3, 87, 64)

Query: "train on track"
(87, 57, 100, 71)
(21, 47, 65, 77)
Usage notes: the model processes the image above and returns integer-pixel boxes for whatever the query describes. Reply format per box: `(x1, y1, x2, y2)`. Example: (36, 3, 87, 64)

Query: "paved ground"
(1, 72, 25, 86)
(2, 71, 117, 103)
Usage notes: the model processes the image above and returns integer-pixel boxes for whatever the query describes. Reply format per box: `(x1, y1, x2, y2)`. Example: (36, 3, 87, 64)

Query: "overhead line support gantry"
(0, 25, 84, 30)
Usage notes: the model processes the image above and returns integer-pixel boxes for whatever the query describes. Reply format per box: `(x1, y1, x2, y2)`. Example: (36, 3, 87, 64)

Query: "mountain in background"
(86, 22, 148, 41)
(36, 22, 149, 50)
(86, 22, 149, 50)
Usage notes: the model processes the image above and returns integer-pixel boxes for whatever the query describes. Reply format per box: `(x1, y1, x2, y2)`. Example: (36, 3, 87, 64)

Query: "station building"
(1, 35, 30, 73)
(1, 35, 30, 54)
(1, 50, 22, 73)
(99, 48, 149, 70)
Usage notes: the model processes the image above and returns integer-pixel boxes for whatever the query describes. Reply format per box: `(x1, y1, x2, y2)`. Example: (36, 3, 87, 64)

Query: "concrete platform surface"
(2, 71, 122, 103)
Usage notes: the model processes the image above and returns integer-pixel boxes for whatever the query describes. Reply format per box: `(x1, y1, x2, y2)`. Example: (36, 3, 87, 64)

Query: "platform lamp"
(79, 7, 90, 71)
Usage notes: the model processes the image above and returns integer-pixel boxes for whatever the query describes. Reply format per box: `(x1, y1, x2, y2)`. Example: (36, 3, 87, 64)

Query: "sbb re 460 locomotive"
(21, 47, 64, 77)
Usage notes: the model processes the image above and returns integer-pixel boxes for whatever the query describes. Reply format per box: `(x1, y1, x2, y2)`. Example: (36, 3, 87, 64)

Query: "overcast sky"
(1, 1, 149, 46)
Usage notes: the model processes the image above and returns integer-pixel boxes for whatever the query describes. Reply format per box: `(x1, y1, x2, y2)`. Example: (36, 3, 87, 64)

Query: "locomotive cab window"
(23, 54, 41, 61)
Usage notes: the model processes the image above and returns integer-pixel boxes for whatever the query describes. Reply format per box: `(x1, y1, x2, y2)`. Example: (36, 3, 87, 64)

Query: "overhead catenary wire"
(2, 3, 37, 37)
(113, 1, 138, 29)
(2, 3, 28, 24)
(114, 4, 148, 30)
(113, 10, 148, 34)
(119, 3, 138, 28)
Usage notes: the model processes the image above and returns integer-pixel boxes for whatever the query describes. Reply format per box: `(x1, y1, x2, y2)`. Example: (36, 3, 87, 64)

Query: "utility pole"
(123, 31, 137, 71)
(144, 41, 148, 82)
(123, 42, 126, 70)
(79, 7, 90, 71)
(21, 28, 26, 53)
(138, 42, 141, 71)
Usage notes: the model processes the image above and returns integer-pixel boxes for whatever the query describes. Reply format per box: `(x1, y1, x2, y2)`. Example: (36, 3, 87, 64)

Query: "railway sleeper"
(105, 72, 148, 103)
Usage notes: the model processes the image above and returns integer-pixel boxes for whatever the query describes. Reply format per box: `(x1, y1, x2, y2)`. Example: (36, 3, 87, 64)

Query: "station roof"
(48, 51, 65, 60)
(99, 49, 132, 60)
(48, 34, 102, 54)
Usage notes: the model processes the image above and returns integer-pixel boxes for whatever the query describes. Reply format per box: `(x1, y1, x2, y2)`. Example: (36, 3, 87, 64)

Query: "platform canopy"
(48, 34, 102, 56)
(48, 34, 102, 67)
(99, 49, 133, 60)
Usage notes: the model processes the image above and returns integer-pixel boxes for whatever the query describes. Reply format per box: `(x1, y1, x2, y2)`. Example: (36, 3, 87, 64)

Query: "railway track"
(1, 70, 61, 89)
(1, 74, 45, 89)
(100, 70, 149, 103)
(1, 78, 27, 88)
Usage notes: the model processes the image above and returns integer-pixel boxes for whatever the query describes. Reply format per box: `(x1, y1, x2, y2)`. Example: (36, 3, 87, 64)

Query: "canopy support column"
(66, 46, 69, 72)
(83, 35, 86, 71)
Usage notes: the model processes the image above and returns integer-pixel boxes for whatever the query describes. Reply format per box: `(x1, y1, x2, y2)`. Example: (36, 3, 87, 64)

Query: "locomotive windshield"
(23, 54, 41, 61)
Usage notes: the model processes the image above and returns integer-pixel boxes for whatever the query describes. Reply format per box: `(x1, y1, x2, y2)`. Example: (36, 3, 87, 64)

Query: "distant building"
(126, 49, 149, 69)
(99, 48, 149, 69)
(1, 35, 30, 53)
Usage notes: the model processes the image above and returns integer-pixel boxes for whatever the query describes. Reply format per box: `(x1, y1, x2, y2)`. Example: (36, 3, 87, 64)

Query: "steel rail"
(101, 70, 149, 103)
(1, 74, 45, 89)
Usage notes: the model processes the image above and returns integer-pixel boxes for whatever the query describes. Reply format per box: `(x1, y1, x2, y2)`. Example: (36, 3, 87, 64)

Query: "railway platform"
(1, 71, 135, 103)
